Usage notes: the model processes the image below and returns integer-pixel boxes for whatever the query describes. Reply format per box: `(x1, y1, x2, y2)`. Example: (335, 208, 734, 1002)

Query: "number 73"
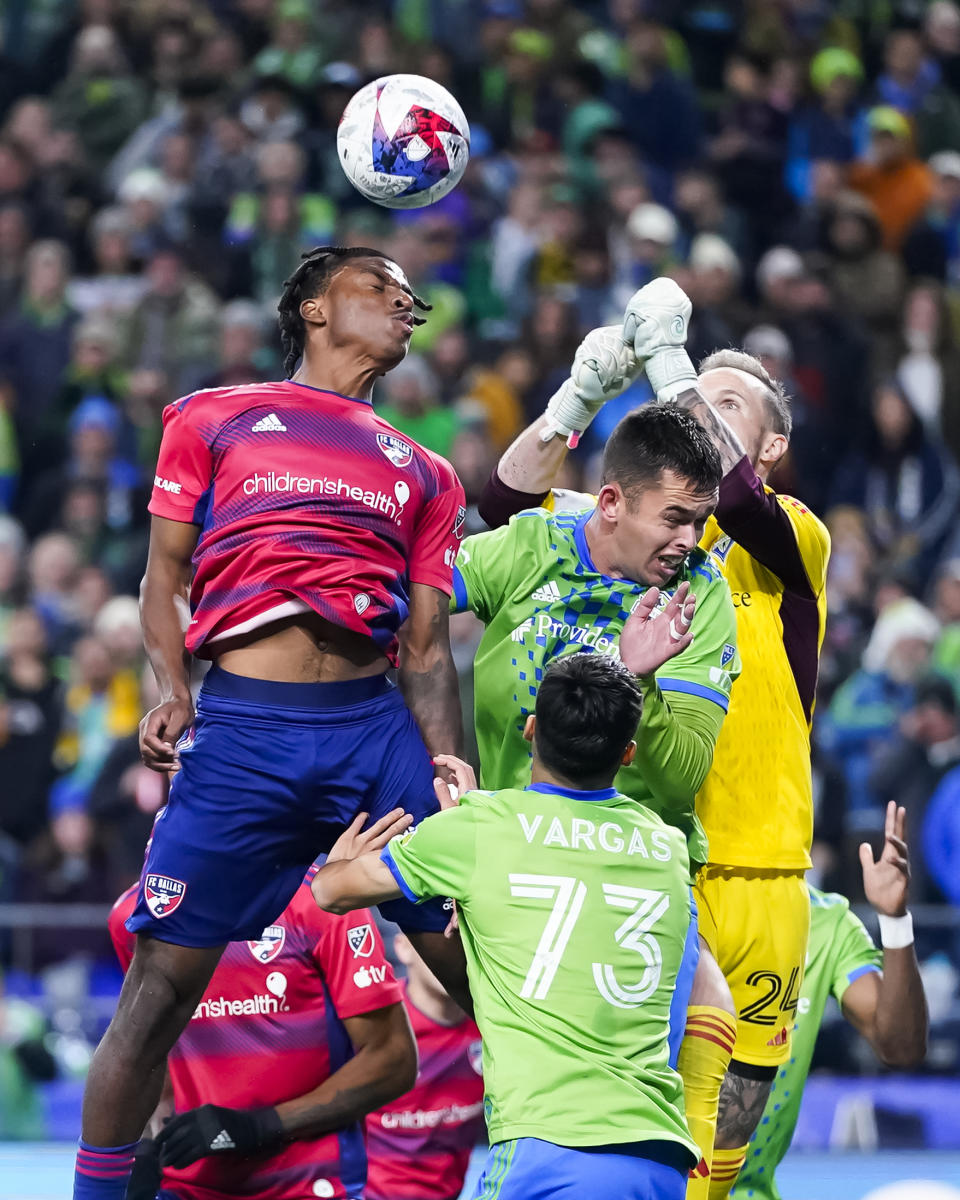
(509, 873, 670, 1009)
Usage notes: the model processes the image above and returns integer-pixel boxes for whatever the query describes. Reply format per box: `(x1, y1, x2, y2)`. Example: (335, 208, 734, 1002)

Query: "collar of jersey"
(525, 782, 619, 803)
(284, 380, 372, 406)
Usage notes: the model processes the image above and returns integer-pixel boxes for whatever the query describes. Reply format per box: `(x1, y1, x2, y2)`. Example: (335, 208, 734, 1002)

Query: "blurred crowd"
(1, 0, 960, 1013)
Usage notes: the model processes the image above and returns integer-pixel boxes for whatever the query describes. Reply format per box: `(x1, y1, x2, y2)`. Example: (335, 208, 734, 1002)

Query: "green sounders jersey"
(732, 887, 882, 1200)
(382, 783, 699, 1159)
(452, 507, 740, 864)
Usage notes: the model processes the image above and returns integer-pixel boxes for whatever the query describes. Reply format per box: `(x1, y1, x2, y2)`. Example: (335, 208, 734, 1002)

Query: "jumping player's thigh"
(693, 868, 809, 1068)
(473, 1139, 688, 1200)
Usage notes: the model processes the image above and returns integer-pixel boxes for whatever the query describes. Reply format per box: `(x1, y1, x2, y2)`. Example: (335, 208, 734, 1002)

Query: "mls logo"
(721, 643, 736, 667)
(377, 433, 413, 468)
(347, 923, 374, 958)
(144, 874, 186, 919)
(468, 1039, 483, 1076)
(247, 925, 285, 964)
(453, 505, 466, 540)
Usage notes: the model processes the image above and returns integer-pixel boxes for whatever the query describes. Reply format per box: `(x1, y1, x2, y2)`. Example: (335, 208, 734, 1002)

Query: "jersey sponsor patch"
(354, 592, 370, 615)
(144, 874, 187, 919)
(347, 922, 374, 957)
(353, 964, 388, 988)
(721, 642, 736, 667)
(247, 924, 285, 964)
(153, 474, 182, 494)
(377, 432, 413, 468)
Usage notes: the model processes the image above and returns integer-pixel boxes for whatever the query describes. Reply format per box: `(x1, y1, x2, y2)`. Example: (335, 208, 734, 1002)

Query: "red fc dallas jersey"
(110, 883, 403, 1200)
(148, 381, 466, 665)
(365, 986, 484, 1200)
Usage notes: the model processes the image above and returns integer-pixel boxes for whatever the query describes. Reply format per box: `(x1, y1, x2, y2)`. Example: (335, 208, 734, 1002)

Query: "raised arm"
(842, 803, 928, 1067)
(398, 581, 464, 758)
(139, 515, 200, 772)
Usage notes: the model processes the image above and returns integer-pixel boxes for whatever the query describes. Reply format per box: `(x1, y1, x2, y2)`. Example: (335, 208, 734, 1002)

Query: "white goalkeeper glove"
(622, 277, 699, 402)
(541, 325, 643, 447)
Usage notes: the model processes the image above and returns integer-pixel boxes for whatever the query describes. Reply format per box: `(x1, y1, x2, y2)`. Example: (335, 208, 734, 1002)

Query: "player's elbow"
(310, 875, 350, 915)
(872, 1020, 928, 1068)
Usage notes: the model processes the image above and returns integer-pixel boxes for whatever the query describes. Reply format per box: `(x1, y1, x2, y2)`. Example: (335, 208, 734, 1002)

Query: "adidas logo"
(251, 412, 287, 433)
(511, 619, 534, 643)
(531, 581, 562, 603)
(766, 1028, 789, 1048)
(210, 1129, 236, 1151)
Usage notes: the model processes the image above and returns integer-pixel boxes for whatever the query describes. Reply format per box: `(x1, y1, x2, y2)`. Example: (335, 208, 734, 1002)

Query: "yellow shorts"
(694, 866, 810, 1068)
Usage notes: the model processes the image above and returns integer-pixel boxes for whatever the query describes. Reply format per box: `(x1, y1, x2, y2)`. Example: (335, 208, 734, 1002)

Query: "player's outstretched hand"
(139, 696, 194, 774)
(327, 808, 413, 864)
(860, 801, 911, 917)
(433, 754, 477, 806)
(542, 325, 642, 447)
(621, 277, 699, 402)
(157, 1103, 283, 1168)
(619, 583, 695, 677)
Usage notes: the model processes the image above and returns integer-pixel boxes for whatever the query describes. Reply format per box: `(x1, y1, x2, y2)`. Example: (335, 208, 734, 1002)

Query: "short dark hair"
(601, 402, 722, 497)
(277, 245, 431, 377)
(698, 348, 793, 438)
(534, 653, 643, 784)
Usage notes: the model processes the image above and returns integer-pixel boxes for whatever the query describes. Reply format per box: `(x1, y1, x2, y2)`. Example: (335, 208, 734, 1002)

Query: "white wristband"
(878, 911, 914, 949)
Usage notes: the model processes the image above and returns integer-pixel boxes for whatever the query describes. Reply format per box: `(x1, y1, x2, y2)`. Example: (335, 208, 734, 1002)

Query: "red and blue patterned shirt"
(148, 381, 465, 665)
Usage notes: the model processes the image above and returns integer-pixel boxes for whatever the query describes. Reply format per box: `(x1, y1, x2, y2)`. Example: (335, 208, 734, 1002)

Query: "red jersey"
(365, 987, 484, 1200)
(110, 884, 403, 1200)
(148, 381, 465, 665)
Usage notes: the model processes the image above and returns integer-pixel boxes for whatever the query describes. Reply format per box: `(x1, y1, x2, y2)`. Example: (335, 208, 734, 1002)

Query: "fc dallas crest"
(377, 432, 413, 468)
(247, 925, 285, 964)
(144, 874, 186, 919)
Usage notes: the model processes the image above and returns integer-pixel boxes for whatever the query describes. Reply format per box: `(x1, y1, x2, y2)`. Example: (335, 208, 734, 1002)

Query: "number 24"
(509, 873, 669, 1009)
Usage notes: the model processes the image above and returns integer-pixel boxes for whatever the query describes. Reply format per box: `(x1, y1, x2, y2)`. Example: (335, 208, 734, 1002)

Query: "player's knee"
(689, 939, 735, 1018)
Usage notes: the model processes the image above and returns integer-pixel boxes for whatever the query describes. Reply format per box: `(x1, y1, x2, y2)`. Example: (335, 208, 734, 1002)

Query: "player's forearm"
(633, 681, 722, 807)
(274, 1029, 417, 1140)
(140, 560, 192, 701)
(398, 645, 464, 758)
(477, 415, 565, 527)
(674, 385, 746, 476)
(870, 946, 928, 1067)
(311, 855, 402, 915)
(144, 1067, 175, 1139)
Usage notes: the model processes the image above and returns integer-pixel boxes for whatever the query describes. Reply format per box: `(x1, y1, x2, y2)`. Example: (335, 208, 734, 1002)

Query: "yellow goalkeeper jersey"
(544, 456, 829, 870)
(697, 459, 829, 869)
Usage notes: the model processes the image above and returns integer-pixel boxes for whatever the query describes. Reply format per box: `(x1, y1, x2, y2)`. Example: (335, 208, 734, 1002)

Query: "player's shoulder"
(776, 492, 831, 551)
(807, 885, 852, 923)
(109, 884, 138, 925)
(163, 381, 292, 430)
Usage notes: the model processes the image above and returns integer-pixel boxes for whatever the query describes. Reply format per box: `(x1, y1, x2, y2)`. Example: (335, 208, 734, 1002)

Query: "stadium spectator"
(848, 107, 935, 251)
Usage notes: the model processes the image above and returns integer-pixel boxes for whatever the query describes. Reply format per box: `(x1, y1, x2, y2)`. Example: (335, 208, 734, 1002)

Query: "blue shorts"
(472, 1138, 690, 1200)
(127, 666, 447, 946)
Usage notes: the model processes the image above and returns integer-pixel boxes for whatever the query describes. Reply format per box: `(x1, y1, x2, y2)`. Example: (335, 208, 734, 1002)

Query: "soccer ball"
(337, 74, 470, 210)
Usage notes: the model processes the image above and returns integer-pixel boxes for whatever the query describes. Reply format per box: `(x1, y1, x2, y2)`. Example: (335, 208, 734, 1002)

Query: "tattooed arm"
(673, 385, 747, 477)
(398, 581, 464, 757)
(715, 1065, 776, 1149)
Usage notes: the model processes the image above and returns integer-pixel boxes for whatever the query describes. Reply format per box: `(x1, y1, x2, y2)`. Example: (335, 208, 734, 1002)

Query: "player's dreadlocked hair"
(278, 246, 431, 377)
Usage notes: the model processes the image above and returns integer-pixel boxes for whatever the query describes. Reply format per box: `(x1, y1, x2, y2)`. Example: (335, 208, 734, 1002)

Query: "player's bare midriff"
(211, 612, 390, 683)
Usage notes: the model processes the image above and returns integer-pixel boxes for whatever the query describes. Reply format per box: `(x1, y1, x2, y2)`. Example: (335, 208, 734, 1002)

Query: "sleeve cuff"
(658, 677, 730, 712)
(844, 962, 881, 987)
(380, 845, 422, 904)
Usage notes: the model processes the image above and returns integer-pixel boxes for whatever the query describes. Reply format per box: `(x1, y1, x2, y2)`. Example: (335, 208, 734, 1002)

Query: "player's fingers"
(361, 808, 412, 848)
(887, 834, 909, 857)
(347, 811, 369, 837)
(632, 588, 660, 619)
(858, 842, 874, 871)
(433, 754, 478, 794)
(884, 799, 897, 841)
(666, 630, 694, 656)
(434, 777, 459, 810)
(896, 805, 908, 842)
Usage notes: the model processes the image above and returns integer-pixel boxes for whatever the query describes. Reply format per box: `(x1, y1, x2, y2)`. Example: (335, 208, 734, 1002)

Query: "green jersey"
(452, 506, 740, 864)
(732, 887, 882, 1200)
(383, 782, 699, 1159)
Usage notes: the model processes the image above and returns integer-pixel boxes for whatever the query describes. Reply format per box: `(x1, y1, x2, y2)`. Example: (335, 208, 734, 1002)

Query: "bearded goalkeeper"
(479, 280, 830, 1200)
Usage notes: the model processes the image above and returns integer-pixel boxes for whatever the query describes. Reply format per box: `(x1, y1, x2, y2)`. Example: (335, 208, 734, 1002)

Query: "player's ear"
(596, 482, 622, 522)
(522, 714, 536, 743)
(759, 431, 788, 471)
(300, 295, 326, 329)
(620, 739, 637, 767)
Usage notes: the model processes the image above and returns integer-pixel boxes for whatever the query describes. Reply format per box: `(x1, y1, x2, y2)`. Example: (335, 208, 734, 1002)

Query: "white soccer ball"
(337, 74, 470, 210)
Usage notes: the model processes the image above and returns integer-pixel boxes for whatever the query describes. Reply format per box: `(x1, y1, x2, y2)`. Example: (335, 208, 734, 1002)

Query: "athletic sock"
(707, 1145, 748, 1200)
(678, 1006, 736, 1200)
(73, 1139, 138, 1200)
